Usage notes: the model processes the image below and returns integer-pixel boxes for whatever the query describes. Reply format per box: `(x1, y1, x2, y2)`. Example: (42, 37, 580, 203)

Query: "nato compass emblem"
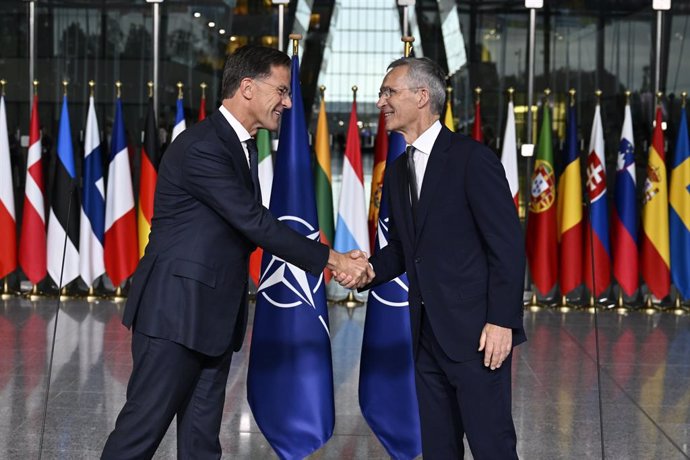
(370, 216, 409, 308)
(256, 215, 329, 335)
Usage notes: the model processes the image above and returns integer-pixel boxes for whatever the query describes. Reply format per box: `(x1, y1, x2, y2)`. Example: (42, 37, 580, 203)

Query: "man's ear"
(417, 87, 430, 109)
(239, 78, 254, 100)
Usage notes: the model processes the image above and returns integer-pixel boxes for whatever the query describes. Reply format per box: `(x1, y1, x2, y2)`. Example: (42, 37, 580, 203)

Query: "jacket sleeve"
(465, 146, 525, 330)
(181, 140, 329, 275)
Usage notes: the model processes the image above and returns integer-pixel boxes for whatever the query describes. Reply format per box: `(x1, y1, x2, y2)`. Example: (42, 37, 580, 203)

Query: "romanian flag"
(526, 100, 558, 297)
(583, 101, 610, 297)
(368, 110, 387, 250)
(248, 128, 274, 287)
(670, 104, 690, 299)
(612, 99, 638, 297)
(557, 102, 583, 296)
(137, 96, 159, 258)
(640, 106, 670, 299)
(443, 90, 455, 132)
(500, 97, 519, 209)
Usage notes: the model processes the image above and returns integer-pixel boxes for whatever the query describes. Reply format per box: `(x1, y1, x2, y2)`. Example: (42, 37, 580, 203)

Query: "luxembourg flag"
(583, 100, 610, 297)
(500, 98, 519, 210)
(78, 93, 105, 288)
(612, 99, 638, 297)
(104, 95, 138, 287)
(0, 92, 16, 280)
(359, 131, 421, 459)
(333, 97, 370, 258)
(247, 52, 334, 460)
(171, 97, 186, 142)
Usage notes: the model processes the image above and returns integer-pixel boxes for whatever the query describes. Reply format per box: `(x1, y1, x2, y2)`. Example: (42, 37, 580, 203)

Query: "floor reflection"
(0, 297, 689, 459)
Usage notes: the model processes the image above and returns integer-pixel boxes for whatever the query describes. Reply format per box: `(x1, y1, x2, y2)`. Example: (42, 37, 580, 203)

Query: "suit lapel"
(209, 110, 253, 187)
(414, 127, 452, 242)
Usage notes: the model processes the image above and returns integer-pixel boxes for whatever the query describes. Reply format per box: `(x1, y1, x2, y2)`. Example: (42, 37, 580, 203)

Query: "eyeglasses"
(378, 86, 423, 99)
(255, 79, 292, 99)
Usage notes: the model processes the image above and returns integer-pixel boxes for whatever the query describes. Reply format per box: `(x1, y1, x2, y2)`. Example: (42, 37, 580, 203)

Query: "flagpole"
(652, 0, 671, 94)
(147, 0, 163, 118)
(28, 0, 35, 107)
(273, 0, 289, 52)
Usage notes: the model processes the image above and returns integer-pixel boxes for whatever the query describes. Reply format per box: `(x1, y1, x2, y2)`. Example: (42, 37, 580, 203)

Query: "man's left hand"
(478, 323, 512, 370)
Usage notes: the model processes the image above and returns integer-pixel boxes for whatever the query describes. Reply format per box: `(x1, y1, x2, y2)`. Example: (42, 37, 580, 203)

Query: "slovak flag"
(359, 131, 421, 459)
(612, 99, 638, 297)
(247, 53, 334, 459)
(583, 101, 610, 297)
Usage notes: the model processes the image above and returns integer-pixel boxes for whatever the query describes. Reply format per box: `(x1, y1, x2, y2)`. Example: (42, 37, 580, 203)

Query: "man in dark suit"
(101, 46, 371, 459)
(363, 57, 526, 458)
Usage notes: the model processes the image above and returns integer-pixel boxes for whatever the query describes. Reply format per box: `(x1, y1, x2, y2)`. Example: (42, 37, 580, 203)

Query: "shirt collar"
(218, 105, 252, 143)
(411, 120, 442, 156)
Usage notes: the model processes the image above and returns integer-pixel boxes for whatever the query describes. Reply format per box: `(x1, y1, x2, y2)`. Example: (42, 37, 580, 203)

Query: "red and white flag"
(500, 99, 519, 209)
(0, 93, 16, 279)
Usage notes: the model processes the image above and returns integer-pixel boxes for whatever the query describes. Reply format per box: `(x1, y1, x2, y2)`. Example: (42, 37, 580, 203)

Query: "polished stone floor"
(1, 295, 689, 459)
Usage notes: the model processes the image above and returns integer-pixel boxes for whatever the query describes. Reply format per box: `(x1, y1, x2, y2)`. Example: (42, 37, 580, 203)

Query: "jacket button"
(415, 257, 421, 263)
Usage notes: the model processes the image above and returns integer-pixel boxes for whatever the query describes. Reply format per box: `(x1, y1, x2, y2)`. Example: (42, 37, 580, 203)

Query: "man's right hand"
(327, 249, 374, 289)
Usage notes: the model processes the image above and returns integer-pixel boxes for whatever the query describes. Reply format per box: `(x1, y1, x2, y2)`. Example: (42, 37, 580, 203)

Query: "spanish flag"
(368, 110, 387, 249)
(640, 105, 670, 299)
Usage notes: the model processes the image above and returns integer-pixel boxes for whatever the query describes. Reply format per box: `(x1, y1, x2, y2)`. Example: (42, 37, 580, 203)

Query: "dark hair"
(387, 57, 446, 116)
(221, 45, 291, 99)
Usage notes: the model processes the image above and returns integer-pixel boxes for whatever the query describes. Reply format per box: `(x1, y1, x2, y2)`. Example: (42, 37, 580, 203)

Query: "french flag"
(171, 97, 186, 142)
(0, 92, 16, 280)
(333, 97, 370, 258)
(104, 95, 138, 287)
(18, 92, 46, 285)
(583, 101, 610, 297)
(612, 99, 638, 297)
(78, 93, 105, 288)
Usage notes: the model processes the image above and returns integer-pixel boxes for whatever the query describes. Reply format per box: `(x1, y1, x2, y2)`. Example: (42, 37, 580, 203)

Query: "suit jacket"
(368, 126, 526, 362)
(123, 110, 329, 356)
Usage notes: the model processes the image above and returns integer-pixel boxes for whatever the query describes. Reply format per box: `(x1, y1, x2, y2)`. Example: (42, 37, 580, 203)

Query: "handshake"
(327, 249, 375, 289)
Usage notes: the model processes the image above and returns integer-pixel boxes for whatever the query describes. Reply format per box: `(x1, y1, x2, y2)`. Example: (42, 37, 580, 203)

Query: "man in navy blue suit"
(361, 57, 526, 458)
(101, 46, 372, 459)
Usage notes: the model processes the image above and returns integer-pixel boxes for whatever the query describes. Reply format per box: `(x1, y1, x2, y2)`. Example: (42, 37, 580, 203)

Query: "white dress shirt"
(219, 105, 252, 168)
(409, 120, 442, 198)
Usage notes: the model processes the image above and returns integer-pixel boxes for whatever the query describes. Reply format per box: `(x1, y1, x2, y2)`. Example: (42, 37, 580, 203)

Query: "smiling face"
(250, 64, 292, 133)
(376, 65, 422, 137)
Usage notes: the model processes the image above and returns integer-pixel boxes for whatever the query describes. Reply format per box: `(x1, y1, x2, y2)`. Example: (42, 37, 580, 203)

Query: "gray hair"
(387, 57, 446, 115)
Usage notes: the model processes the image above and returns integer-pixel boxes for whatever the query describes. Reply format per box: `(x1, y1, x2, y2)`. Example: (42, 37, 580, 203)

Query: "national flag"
(368, 110, 387, 250)
(526, 99, 558, 297)
(640, 106, 670, 299)
(557, 102, 583, 296)
(247, 53, 334, 459)
(104, 95, 138, 287)
(171, 91, 186, 142)
(443, 89, 455, 132)
(472, 90, 483, 142)
(612, 98, 638, 297)
(18, 92, 46, 285)
(333, 96, 370, 257)
(583, 100, 611, 297)
(248, 128, 273, 287)
(46, 94, 80, 288)
(670, 103, 690, 299)
(78, 93, 105, 287)
(0, 92, 16, 279)
(197, 83, 206, 122)
(501, 97, 519, 209)
(360, 130, 421, 459)
(137, 95, 159, 257)
(313, 91, 334, 286)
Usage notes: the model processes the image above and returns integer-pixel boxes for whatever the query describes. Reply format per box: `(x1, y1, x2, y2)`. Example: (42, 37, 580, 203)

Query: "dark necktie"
(406, 145, 418, 215)
(246, 138, 261, 202)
